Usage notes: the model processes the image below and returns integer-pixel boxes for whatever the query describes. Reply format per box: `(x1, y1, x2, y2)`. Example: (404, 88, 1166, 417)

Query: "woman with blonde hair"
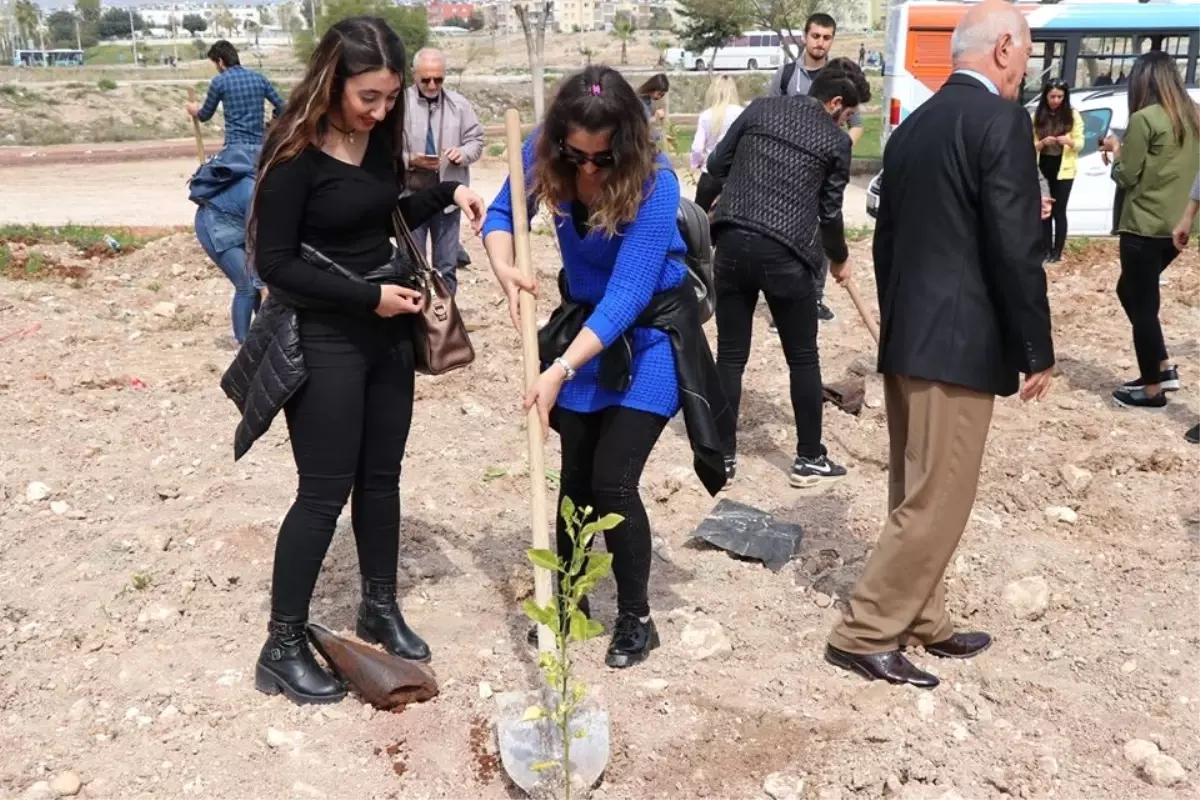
(233, 15, 485, 705)
(691, 75, 743, 213)
(1104, 51, 1199, 409)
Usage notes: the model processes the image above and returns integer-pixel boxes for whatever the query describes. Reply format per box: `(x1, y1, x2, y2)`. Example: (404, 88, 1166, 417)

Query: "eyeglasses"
(558, 142, 616, 169)
(419, 76, 445, 86)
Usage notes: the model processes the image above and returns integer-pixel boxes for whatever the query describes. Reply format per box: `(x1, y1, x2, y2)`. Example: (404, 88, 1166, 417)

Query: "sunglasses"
(419, 76, 445, 86)
(558, 142, 616, 169)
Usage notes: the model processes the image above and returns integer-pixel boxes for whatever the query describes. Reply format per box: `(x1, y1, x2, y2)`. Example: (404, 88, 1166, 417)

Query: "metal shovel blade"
(494, 687, 610, 798)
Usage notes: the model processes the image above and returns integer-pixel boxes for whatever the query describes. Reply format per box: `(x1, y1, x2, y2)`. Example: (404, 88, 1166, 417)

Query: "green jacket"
(1112, 103, 1200, 237)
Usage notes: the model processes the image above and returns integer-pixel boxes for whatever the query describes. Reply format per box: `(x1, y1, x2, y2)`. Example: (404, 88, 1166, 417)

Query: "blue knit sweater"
(483, 135, 688, 418)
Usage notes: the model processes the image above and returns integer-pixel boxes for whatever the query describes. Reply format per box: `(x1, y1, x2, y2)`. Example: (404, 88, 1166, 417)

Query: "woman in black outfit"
(1032, 79, 1084, 262)
(247, 16, 485, 705)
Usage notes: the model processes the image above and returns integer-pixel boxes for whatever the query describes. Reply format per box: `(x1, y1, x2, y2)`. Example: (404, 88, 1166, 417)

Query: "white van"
(866, 86, 1200, 236)
(665, 31, 793, 72)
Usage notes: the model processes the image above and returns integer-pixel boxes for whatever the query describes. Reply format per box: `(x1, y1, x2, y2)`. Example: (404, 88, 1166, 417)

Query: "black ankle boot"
(604, 613, 660, 669)
(526, 595, 592, 647)
(255, 615, 347, 705)
(356, 578, 431, 662)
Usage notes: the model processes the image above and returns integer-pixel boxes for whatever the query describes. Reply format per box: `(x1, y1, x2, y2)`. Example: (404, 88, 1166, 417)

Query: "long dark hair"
(248, 17, 407, 251)
(1128, 50, 1199, 145)
(636, 73, 670, 98)
(1034, 79, 1073, 138)
(533, 65, 656, 236)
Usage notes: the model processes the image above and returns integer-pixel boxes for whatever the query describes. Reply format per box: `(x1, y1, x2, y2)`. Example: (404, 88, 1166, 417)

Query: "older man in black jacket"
(826, 0, 1055, 689)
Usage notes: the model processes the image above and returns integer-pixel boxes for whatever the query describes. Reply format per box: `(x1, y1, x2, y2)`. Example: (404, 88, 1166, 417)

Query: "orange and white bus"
(880, 0, 1200, 147)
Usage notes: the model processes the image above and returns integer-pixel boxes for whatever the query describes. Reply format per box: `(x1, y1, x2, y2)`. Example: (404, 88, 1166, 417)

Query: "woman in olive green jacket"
(1104, 52, 1200, 410)
(1033, 79, 1085, 262)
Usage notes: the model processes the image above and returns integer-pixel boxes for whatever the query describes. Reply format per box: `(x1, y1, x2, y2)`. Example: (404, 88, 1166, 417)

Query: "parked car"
(865, 86, 1200, 236)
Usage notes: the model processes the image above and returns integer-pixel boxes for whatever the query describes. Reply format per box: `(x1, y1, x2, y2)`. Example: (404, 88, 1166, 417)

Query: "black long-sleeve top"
(254, 128, 459, 311)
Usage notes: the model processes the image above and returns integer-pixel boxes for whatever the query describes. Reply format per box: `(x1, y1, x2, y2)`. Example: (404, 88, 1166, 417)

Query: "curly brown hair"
(531, 65, 657, 237)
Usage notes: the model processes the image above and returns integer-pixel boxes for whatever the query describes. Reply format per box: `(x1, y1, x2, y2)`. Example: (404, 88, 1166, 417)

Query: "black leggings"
(271, 312, 416, 620)
(1117, 234, 1179, 385)
(1039, 154, 1073, 256)
(714, 231, 824, 460)
(694, 172, 723, 214)
(556, 406, 668, 618)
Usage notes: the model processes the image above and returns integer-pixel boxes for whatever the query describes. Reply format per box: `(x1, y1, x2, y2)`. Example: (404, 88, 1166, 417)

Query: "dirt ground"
(0, 211, 1198, 800)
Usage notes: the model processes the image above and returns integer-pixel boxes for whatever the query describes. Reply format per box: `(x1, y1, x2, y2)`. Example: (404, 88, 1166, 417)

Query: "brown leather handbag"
(391, 207, 475, 375)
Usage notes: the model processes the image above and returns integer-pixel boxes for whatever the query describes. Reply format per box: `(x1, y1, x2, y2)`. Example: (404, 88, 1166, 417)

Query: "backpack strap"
(780, 61, 797, 95)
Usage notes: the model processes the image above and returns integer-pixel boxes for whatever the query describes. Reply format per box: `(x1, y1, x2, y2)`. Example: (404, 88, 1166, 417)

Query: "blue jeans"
(195, 208, 262, 343)
(412, 208, 461, 294)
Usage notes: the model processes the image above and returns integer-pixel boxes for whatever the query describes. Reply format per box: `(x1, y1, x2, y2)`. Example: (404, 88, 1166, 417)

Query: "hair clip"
(590, 84, 602, 96)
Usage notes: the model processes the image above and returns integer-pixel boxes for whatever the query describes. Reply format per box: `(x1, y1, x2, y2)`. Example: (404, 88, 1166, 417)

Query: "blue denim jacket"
(190, 144, 258, 253)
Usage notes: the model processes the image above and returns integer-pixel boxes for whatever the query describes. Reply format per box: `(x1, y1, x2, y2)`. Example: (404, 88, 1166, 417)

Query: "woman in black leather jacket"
(232, 16, 484, 706)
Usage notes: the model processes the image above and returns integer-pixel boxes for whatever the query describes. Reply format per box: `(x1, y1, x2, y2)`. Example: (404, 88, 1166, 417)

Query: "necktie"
(424, 99, 437, 156)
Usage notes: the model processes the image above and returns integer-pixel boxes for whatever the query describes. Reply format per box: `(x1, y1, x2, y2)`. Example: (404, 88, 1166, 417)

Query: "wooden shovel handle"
(505, 109, 555, 654)
(842, 277, 880, 345)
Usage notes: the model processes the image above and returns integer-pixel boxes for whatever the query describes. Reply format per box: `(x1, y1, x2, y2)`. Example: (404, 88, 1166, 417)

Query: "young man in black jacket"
(706, 58, 868, 488)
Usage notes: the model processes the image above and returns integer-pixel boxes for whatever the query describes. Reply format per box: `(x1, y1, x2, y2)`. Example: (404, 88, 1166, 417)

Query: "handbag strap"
(391, 208, 436, 280)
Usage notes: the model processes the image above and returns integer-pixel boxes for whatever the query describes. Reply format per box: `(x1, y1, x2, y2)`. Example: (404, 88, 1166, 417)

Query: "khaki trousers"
(829, 375, 995, 655)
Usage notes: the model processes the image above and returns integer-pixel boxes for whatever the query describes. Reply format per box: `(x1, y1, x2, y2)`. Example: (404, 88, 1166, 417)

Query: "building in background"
(426, 0, 476, 26)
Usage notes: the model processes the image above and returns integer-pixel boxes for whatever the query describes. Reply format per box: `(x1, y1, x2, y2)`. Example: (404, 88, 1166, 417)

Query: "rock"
(266, 727, 304, 749)
(152, 302, 178, 318)
(136, 527, 172, 552)
(1121, 660, 1138, 674)
(292, 782, 325, 799)
(1002, 576, 1050, 620)
(21, 781, 54, 800)
(1142, 753, 1187, 787)
(1044, 506, 1078, 525)
(763, 772, 805, 800)
(169, 264, 186, 277)
(916, 693, 936, 720)
(67, 697, 93, 722)
(460, 400, 491, 418)
(50, 501, 70, 516)
(154, 485, 181, 500)
(26, 482, 51, 502)
(49, 772, 82, 797)
(642, 678, 669, 692)
(1059, 464, 1093, 496)
(812, 591, 834, 608)
(159, 704, 180, 722)
(680, 617, 733, 661)
(136, 604, 180, 628)
(1038, 755, 1060, 777)
(478, 681, 493, 700)
(1124, 738, 1159, 767)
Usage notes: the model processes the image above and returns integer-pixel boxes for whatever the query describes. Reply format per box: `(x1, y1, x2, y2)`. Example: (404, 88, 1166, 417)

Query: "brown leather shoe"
(824, 645, 939, 688)
(924, 631, 992, 659)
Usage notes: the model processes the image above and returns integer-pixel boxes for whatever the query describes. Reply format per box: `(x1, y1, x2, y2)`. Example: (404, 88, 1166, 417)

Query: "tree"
(181, 13, 207, 35)
(514, 1, 552, 121)
(15, 0, 42, 49)
(610, 16, 635, 66)
(467, 11, 485, 31)
(46, 9, 78, 47)
(674, 0, 750, 73)
(651, 37, 672, 66)
(648, 7, 672, 30)
(275, 2, 301, 40)
(97, 7, 146, 39)
(74, 0, 99, 25)
(293, 0, 428, 63)
(257, 4, 274, 27)
(751, 0, 816, 60)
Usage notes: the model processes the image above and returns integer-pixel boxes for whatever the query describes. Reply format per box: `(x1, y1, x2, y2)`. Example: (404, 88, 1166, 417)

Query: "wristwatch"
(553, 357, 577, 381)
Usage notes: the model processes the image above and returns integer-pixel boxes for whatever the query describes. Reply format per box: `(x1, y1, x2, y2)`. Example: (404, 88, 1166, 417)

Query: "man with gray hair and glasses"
(404, 47, 485, 294)
(825, 0, 1055, 689)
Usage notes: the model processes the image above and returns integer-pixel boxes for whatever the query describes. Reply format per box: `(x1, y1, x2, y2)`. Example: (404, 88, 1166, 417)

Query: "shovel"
(492, 109, 610, 799)
(187, 88, 206, 163)
(307, 622, 438, 711)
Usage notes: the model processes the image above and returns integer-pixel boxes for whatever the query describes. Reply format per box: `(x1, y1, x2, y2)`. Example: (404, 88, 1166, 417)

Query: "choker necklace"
(329, 120, 356, 144)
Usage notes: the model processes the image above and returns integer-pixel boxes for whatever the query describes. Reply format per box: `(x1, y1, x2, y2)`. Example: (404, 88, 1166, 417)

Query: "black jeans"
(556, 406, 668, 618)
(694, 172, 723, 214)
(271, 311, 416, 620)
(1117, 234, 1179, 385)
(1039, 154, 1074, 256)
(714, 228, 825, 460)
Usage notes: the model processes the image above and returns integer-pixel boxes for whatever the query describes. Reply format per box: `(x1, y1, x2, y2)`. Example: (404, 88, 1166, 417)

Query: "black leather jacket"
(539, 273, 735, 496)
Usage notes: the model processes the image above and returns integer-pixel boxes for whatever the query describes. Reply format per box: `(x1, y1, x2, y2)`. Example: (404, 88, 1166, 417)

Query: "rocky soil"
(0, 230, 1197, 799)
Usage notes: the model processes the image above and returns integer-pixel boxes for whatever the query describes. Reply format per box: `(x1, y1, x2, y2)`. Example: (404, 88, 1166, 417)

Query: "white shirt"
(692, 105, 745, 172)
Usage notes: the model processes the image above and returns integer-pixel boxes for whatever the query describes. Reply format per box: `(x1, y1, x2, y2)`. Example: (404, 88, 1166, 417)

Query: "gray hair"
(950, 6, 1027, 62)
(413, 47, 445, 68)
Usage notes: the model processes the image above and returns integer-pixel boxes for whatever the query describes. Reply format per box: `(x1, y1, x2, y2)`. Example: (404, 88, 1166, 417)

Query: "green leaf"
(559, 495, 576, 525)
(544, 468, 561, 488)
(574, 727, 587, 739)
(584, 552, 614, 580)
(527, 548, 562, 573)
(531, 760, 561, 773)
(581, 513, 624, 538)
(567, 608, 589, 643)
(482, 466, 508, 481)
(584, 619, 605, 639)
(521, 705, 546, 722)
(522, 599, 554, 627)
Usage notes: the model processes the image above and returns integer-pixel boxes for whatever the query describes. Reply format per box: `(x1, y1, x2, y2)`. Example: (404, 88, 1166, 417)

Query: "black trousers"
(694, 172, 723, 214)
(714, 228, 825, 460)
(556, 406, 668, 618)
(1117, 234, 1179, 385)
(271, 311, 416, 621)
(1038, 154, 1073, 256)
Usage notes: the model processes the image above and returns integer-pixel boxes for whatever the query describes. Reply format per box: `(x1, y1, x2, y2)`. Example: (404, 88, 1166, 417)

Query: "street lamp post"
(128, 7, 139, 64)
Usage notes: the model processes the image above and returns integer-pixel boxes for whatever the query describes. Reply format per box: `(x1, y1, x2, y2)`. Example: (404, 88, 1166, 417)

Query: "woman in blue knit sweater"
(483, 66, 688, 668)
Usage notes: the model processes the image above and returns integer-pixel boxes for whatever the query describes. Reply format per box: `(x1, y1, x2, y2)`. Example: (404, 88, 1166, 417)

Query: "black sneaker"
(1123, 366, 1181, 392)
(722, 456, 737, 490)
(604, 613, 660, 669)
(790, 454, 847, 488)
(1186, 425, 1199, 445)
(1112, 386, 1167, 409)
(817, 302, 836, 322)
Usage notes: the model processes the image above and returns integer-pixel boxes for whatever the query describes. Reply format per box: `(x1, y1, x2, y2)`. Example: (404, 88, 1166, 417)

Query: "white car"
(865, 86, 1200, 235)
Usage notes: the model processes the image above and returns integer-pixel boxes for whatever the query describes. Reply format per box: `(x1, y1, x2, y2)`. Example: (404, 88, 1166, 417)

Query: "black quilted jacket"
(706, 95, 851, 273)
(220, 298, 304, 460)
